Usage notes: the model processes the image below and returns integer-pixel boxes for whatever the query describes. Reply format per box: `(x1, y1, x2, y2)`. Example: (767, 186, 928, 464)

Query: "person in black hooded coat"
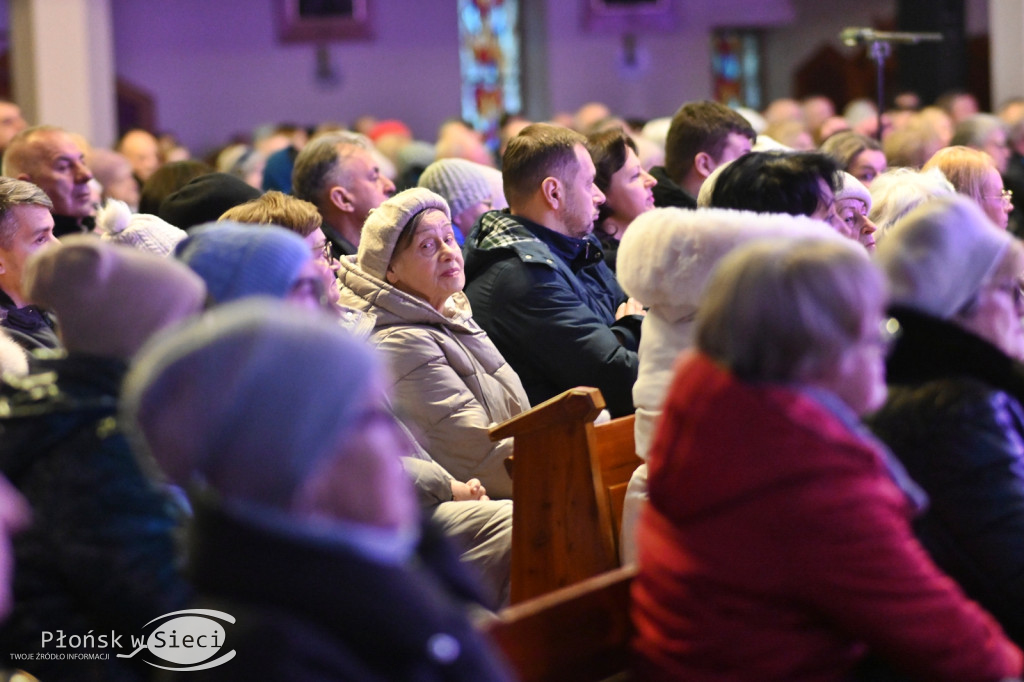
(869, 196, 1024, 647)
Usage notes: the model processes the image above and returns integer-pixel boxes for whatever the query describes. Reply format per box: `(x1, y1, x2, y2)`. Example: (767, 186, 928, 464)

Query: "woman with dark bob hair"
(632, 235, 1022, 681)
(708, 150, 846, 233)
(585, 128, 656, 270)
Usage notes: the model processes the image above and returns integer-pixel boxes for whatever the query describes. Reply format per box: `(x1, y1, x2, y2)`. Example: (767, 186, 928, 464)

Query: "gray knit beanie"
(418, 158, 492, 218)
(121, 298, 380, 509)
(357, 187, 451, 280)
(175, 221, 311, 304)
(876, 195, 1012, 319)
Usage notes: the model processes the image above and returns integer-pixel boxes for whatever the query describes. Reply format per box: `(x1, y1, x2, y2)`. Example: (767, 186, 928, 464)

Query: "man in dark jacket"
(0, 177, 60, 350)
(292, 131, 396, 259)
(650, 100, 755, 209)
(462, 123, 640, 416)
(0, 236, 205, 681)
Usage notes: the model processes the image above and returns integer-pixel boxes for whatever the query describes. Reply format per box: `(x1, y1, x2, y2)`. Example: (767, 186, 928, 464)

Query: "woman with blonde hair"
(820, 130, 887, 187)
(923, 145, 1012, 228)
(869, 167, 955, 243)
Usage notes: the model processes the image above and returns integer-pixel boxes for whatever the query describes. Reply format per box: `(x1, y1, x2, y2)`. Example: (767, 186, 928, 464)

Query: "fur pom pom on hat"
(357, 188, 451, 280)
(876, 195, 1012, 319)
(96, 199, 188, 257)
(175, 221, 311, 304)
(24, 236, 206, 358)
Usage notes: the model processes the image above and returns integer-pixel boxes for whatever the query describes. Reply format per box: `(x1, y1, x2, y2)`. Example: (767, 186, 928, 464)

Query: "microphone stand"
(868, 40, 891, 142)
(840, 29, 943, 141)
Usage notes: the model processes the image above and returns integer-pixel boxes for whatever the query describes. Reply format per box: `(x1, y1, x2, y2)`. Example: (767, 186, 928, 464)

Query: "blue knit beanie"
(121, 299, 381, 507)
(175, 221, 311, 304)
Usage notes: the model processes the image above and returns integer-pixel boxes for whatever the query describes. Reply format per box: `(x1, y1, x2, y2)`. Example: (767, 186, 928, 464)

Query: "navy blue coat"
(462, 210, 639, 417)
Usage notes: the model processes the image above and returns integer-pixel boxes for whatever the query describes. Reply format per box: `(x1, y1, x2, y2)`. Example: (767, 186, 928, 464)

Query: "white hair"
(870, 167, 955, 243)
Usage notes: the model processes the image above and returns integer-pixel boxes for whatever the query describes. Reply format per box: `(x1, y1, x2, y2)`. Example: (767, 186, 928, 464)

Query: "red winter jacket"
(632, 352, 1022, 682)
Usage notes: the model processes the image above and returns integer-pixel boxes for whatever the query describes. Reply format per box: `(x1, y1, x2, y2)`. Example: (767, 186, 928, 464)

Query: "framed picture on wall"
(276, 0, 373, 42)
(583, 0, 676, 33)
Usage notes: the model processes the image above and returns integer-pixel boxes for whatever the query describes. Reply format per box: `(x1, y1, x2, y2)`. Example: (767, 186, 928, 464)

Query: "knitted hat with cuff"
(418, 158, 492, 218)
(357, 187, 451, 281)
(175, 221, 311, 304)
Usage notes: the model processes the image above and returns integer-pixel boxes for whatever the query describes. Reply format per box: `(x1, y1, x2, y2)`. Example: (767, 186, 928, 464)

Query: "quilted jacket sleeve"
(376, 328, 515, 499)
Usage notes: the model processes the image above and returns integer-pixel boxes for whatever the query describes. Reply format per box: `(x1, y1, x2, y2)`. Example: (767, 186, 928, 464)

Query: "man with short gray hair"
(0, 177, 59, 349)
(292, 132, 395, 258)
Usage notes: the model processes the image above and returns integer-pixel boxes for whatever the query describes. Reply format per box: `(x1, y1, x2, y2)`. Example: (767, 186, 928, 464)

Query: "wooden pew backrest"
(594, 412, 639, 548)
(490, 387, 641, 603)
(485, 564, 637, 682)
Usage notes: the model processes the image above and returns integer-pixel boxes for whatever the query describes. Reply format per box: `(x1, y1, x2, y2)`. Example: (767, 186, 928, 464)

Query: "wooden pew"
(489, 387, 642, 604)
(485, 564, 637, 682)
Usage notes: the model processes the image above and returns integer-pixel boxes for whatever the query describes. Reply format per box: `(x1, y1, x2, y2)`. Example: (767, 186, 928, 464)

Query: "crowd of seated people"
(0, 86, 1024, 681)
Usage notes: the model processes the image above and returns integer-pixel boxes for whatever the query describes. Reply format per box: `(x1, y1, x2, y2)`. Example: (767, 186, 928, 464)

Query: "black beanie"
(158, 172, 261, 231)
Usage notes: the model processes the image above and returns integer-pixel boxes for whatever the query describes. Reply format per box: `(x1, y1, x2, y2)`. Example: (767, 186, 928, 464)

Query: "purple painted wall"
(540, 0, 796, 121)
(111, 0, 462, 154)
(109, 0, 808, 156)
(107, 0, 992, 157)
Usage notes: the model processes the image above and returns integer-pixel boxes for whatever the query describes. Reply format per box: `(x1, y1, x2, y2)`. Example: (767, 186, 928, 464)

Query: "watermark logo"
(117, 609, 235, 672)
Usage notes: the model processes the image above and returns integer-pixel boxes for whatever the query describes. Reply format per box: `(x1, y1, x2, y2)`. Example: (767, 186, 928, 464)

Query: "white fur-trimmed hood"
(617, 207, 840, 323)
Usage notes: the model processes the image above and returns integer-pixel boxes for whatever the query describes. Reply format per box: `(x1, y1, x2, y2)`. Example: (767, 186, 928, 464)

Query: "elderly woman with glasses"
(632, 233, 1022, 681)
(336, 188, 529, 500)
(869, 195, 1024, 647)
(923, 145, 1013, 229)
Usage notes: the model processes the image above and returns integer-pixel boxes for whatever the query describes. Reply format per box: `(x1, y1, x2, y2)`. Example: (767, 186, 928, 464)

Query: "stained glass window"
(712, 29, 762, 110)
(458, 0, 521, 151)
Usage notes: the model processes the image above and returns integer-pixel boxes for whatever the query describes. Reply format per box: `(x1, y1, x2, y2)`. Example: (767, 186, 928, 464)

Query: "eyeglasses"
(317, 241, 336, 263)
(983, 189, 1014, 205)
(857, 317, 902, 356)
(992, 278, 1024, 308)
